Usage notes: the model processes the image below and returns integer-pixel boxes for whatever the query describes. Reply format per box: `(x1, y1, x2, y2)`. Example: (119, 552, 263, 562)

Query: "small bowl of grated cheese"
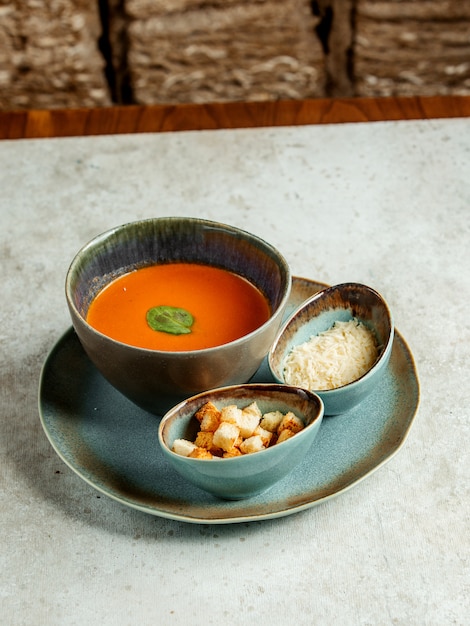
(268, 283, 394, 415)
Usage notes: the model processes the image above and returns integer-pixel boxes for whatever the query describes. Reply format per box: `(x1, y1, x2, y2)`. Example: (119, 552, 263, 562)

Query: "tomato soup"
(86, 263, 271, 351)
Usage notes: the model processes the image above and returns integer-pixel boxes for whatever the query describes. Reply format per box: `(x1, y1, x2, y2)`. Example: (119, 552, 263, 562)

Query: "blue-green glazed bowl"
(158, 384, 324, 500)
(268, 283, 394, 415)
(66, 218, 291, 416)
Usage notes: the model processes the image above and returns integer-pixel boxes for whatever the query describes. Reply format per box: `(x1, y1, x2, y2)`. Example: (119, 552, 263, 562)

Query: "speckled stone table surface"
(1, 117, 468, 625)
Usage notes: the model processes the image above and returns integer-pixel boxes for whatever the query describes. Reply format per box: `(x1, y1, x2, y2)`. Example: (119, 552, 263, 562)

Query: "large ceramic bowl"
(158, 383, 324, 500)
(268, 283, 394, 415)
(66, 217, 291, 415)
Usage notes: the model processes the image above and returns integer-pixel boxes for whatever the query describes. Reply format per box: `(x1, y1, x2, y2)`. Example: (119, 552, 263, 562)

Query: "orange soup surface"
(86, 263, 271, 351)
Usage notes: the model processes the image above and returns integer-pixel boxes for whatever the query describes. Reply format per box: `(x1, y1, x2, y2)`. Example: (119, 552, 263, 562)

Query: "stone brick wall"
(0, 0, 469, 110)
(354, 0, 470, 97)
(0, 0, 111, 109)
(125, 0, 325, 104)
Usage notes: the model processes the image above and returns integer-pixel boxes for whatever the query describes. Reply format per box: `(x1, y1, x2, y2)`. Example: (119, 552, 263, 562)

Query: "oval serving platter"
(38, 277, 420, 524)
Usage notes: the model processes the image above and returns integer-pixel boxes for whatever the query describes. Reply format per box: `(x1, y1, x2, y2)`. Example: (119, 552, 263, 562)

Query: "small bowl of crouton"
(158, 383, 324, 500)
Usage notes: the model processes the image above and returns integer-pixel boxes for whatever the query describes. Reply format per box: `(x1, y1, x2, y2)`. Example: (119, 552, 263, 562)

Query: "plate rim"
(38, 276, 420, 524)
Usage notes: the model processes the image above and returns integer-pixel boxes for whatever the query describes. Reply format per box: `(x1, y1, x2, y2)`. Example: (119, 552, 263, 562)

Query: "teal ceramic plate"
(38, 277, 420, 524)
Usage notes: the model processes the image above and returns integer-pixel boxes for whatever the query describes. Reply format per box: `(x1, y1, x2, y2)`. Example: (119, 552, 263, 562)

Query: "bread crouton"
(196, 401, 221, 433)
(242, 402, 262, 419)
(172, 439, 197, 457)
(223, 447, 243, 458)
(213, 421, 240, 452)
(239, 435, 265, 454)
(220, 404, 242, 425)
(188, 447, 213, 459)
(277, 411, 304, 434)
(194, 431, 217, 452)
(195, 401, 219, 422)
(237, 410, 261, 438)
(259, 410, 284, 433)
(253, 425, 273, 447)
(221, 403, 260, 438)
(276, 429, 295, 444)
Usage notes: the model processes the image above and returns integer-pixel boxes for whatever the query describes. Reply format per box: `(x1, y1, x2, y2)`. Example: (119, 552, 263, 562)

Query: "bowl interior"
(269, 283, 394, 388)
(67, 217, 291, 326)
(160, 383, 324, 455)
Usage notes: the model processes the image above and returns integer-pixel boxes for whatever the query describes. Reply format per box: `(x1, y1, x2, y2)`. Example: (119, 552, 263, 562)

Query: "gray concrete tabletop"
(1, 117, 468, 625)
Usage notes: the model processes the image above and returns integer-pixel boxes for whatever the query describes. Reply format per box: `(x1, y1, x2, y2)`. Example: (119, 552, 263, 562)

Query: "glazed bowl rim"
(158, 382, 325, 464)
(65, 216, 292, 356)
(268, 281, 394, 394)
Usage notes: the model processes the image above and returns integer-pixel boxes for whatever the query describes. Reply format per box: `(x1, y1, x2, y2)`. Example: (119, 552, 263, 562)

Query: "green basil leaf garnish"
(146, 305, 194, 335)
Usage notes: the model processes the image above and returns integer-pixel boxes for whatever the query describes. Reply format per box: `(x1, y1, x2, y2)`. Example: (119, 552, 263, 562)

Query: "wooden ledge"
(1, 95, 470, 139)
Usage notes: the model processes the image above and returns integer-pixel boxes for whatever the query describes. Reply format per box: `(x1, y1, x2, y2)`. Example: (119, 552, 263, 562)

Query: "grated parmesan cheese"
(283, 318, 378, 391)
